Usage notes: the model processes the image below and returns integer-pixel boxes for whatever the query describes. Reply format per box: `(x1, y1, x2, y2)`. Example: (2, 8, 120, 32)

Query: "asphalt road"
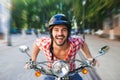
(0, 34, 120, 80)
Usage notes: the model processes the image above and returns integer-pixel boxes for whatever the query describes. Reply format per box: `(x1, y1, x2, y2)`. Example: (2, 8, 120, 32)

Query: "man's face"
(52, 25, 68, 46)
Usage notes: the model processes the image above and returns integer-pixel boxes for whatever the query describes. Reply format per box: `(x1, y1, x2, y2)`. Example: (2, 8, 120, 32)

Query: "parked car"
(10, 28, 22, 34)
(25, 29, 32, 34)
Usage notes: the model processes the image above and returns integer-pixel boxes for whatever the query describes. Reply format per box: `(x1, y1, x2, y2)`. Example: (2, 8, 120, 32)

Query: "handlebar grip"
(29, 61, 37, 69)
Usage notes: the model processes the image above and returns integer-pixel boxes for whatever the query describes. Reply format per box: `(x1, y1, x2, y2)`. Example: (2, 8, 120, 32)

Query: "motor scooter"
(19, 45, 109, 80)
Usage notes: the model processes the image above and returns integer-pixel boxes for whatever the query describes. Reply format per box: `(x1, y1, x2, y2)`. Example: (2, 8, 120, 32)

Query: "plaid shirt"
(35, 35, 84, 71)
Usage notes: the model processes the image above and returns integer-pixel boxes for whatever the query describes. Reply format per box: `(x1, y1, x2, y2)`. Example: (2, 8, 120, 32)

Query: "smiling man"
(26, 14, 97, 80)
(52, 25, 68, 46)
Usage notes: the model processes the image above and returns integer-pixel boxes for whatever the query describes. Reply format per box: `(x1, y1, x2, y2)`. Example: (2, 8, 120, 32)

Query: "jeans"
(44, 73, 82, 80)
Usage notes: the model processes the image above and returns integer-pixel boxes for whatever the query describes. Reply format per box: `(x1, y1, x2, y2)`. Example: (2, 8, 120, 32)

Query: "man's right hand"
(24, 61, 36, 69)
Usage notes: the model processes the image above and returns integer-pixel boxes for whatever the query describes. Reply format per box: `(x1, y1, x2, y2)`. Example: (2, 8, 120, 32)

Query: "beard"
(53, 35, 68, 46)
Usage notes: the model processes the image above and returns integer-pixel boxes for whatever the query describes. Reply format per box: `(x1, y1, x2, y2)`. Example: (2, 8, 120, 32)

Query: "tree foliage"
(11, 0, 120, 31)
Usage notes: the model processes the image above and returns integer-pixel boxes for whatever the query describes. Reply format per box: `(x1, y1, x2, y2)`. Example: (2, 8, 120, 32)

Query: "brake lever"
(84, 60, 93, 67)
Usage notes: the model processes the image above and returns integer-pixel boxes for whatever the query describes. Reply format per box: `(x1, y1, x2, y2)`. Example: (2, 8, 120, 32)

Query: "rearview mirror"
(19, 45, 29, 53)
(99, 45, 110, 55)
(94, 45, 109, 58)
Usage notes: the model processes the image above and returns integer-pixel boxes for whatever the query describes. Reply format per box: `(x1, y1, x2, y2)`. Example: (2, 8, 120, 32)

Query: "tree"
(11, 0, 120, 32)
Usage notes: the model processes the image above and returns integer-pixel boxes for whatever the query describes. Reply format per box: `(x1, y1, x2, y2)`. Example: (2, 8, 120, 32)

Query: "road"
(0, 34, 120, 80)
(84, 35, 120, 80)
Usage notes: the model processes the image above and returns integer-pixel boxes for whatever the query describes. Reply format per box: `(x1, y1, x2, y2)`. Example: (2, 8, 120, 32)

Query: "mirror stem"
(25, 51, 31, 58)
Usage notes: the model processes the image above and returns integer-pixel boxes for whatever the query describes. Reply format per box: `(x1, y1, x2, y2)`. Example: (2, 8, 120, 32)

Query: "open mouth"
(56, 36, 64, 41)
(54, 36, 67, 46)
(55, 36, 65, 43)
(57, 38, 64, 42)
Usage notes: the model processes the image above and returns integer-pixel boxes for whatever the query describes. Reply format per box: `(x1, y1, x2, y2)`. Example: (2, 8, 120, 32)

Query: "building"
(103, 13, 120, 40)
(0, 0, 11, 40)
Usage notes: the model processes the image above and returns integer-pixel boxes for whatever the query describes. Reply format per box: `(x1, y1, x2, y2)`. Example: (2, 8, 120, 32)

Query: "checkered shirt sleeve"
(35, 37, 52, 58)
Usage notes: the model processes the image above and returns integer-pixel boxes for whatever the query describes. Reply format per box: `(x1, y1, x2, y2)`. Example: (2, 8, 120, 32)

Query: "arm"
(31, 43, 40, 62)
(80, 42, 93, 60)
(81, 42, 97, 66)
(24, 43, 40, 69)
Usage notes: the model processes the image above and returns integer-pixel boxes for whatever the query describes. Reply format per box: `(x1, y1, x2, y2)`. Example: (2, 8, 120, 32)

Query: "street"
(0, 34, 120, 80)
(84, 34, 120, 80)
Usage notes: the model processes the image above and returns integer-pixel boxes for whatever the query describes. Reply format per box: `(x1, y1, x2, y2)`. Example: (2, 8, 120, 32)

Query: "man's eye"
(63, 29, 67, 31)
(54, 29, 58, 31)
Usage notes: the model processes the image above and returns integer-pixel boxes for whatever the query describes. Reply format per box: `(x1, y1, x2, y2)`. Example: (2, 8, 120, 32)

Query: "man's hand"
(87, 58, 99, 66)
(24, 61, 36, 69)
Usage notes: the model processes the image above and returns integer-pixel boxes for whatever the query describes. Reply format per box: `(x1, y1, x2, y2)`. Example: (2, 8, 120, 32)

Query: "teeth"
(55, 36, 64, 40)
(58, 37, 63, 38)
(57, 37, 63, 39)
(58, 38, 63, 40)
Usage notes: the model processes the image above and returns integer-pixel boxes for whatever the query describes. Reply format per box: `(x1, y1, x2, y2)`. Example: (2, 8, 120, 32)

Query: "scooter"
(19, 45, 109, 80)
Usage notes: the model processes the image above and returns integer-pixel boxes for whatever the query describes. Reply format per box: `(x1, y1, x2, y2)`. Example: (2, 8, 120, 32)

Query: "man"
(27, 14, 96, 80)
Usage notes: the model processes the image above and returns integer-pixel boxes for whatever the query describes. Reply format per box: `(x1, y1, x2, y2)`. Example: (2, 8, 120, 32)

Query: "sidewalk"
(0, 34, 37, 51)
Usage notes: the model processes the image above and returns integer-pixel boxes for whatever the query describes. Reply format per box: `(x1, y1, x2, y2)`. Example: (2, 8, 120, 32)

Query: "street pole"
(82, 0, 87, 40)
(7, 11, 12, 46)
(7, 0, 12, 46)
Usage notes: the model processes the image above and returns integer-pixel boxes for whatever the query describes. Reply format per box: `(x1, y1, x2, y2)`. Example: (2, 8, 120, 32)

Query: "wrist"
(32, 61, 36, 65)
(87, 58, 94, 61)
(29, 61, 36, 69)
(87, 58, 95, 62)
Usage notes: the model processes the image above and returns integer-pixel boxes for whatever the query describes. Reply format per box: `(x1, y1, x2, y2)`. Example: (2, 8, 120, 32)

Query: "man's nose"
(58, 30, 63, 35)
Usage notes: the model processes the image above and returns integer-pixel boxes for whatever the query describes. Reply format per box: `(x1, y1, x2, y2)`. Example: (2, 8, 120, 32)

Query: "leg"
(69, 73, 83, 80)
(44, 75, 55, 80)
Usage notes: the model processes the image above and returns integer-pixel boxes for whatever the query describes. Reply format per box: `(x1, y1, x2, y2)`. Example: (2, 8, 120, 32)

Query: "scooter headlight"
(52, 60, 70, 77)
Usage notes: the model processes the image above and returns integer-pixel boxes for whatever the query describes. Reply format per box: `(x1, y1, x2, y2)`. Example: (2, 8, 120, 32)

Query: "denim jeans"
(44, 73, 82, 80)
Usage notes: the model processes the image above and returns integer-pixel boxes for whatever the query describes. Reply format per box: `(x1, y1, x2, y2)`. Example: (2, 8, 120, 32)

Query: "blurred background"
(0, 0, 120, 45)
(0, 0, 120, 80)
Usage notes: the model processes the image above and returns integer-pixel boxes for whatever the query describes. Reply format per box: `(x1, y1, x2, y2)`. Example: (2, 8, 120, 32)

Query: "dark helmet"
(48, 14, 71, 37)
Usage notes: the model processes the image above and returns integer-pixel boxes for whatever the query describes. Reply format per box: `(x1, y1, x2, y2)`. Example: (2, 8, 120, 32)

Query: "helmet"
(48, 14, 71, 38)
(48, 14, 71, 30)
